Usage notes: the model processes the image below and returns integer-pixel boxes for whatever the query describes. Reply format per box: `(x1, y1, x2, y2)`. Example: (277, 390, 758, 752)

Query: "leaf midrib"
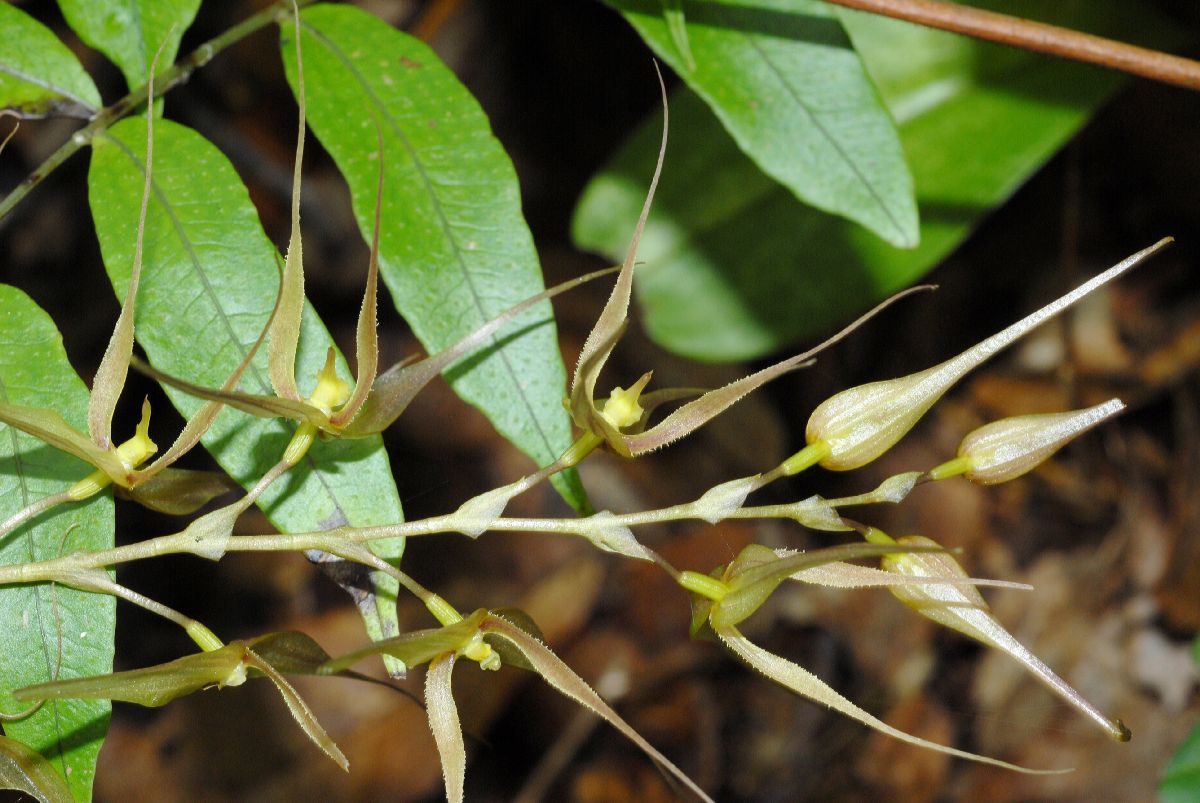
(301, 18, 560, 466)
(0, 61, 96, 111)
(741, 33, 905, 242)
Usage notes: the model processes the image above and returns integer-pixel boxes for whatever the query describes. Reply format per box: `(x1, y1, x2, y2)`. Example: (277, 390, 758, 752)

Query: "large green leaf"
(0, 3, 100, 119)
(0, 285, 114, 802)
(87, 117, 407, 666)
(573, 1, 1148, 361)
(56, 0, 200, 93)
(280, 5, 587, 512)
(609, 0, 916, 248)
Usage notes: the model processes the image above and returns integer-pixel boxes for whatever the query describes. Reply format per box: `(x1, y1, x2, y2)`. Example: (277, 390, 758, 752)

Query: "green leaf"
(608, 0, 916, 247)
(86, 117, 407, 672)
(280, 5, 588, 513)
(56, 0, 200, 93)
(574, 1, 1152, 361)
(0, 3, 100, 119)
(1161, 638, 1200, 802)
(0, 735, 73, 803)
(1163, 724, 1200, 803)
(0, 285, 114, 802)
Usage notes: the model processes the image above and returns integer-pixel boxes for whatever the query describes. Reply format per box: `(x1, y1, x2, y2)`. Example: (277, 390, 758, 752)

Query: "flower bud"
(802, 239, 1170, 471)
(956, 399, 1125, 485)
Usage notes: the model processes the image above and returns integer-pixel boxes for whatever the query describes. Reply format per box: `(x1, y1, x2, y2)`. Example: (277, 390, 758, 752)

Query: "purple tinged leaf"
(0, 735, 73, 803)
(426, 653, 465, 803)
(480, 613, 714, 802)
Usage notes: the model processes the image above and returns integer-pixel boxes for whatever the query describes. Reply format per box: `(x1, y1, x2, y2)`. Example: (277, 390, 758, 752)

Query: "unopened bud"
(954, 399, 1125, 485)
(805, 361, 959, 471)
(801, 239, 1170, 471)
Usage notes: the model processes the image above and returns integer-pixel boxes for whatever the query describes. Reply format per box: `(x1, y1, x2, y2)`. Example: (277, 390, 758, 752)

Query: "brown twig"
(412, 0, 467, 42)
(824, 0, 1200, 92)
(0, 0, 318, 224)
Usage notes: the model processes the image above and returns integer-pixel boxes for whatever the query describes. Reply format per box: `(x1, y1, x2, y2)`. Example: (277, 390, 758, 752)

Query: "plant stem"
(823, 0, 1200, 91)
(0, 0, 318, 223)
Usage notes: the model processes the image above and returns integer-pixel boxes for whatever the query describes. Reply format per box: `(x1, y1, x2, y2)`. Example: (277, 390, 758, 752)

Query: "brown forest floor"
(2, 1, 1200, 801)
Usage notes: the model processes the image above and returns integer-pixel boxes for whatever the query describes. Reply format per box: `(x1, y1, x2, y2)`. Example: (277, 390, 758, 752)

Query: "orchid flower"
(12, 630, 374, 773)
(131, 6, 615, 463)
(679, 542, 1067, 773)
(871, 530, 1131, 742)
(0, 37, 248, 539)
(321, 606, 714, 803)
(566, 69, 933, 466)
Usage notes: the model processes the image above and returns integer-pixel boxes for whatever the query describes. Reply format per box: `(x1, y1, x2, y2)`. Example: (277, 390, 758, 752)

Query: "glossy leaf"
(0, 286, 114, 802)
(87, 117, 407, 673)
(280, 5, 587, 511)
(0, 3, 99, 119)
(0, 735, 72, 803)
(56, 0, 200, 93)
(609, 0, 916, 247)
(574, 1, 1159, 361)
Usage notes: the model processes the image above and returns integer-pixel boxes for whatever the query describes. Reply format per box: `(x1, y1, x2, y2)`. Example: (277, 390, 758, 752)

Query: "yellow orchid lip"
(307, 348, 351, 416)
(114, 398, 158, 471)
(598, 372, 652, 430)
